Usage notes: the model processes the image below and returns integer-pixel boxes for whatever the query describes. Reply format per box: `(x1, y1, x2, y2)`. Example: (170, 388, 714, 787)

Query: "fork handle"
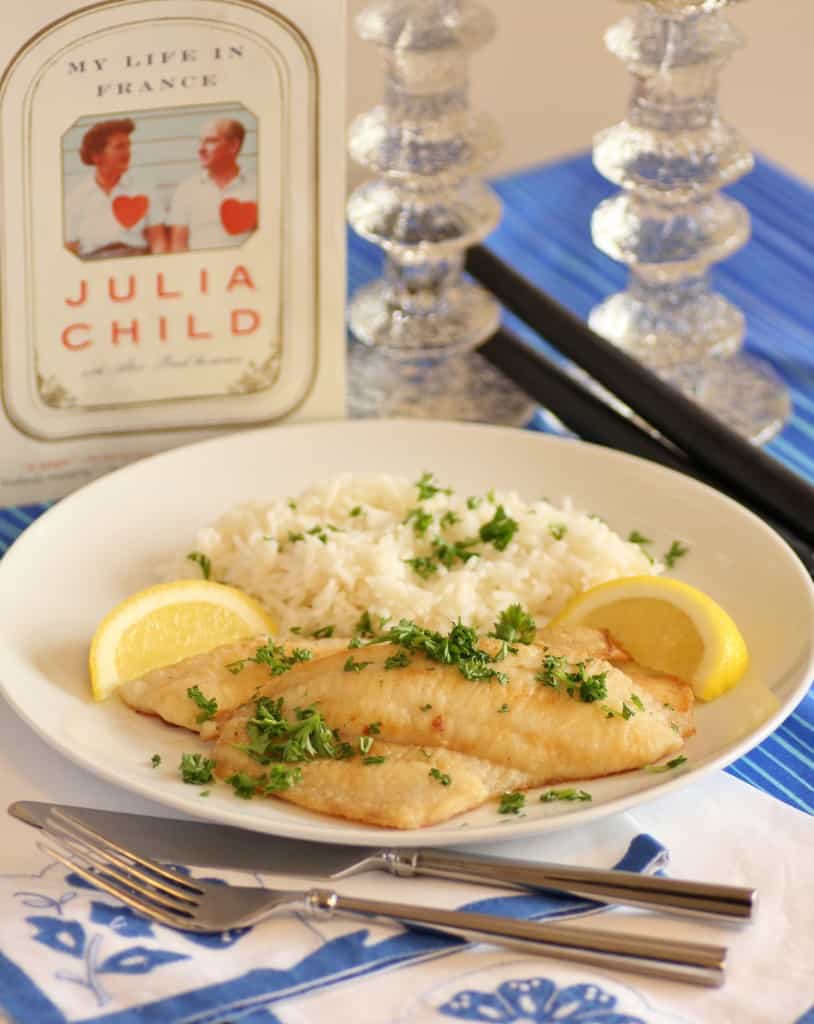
(381, 849, 756, 923)
(303, 889, 726, 988)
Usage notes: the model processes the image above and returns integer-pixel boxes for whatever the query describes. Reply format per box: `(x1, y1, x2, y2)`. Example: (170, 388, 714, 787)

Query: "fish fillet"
(118, 625, 628, 738)
(118, 635, 350, 736)
(117, 623, 693, 829)
(216, 738, 534, 829)
(212, 636, 693, 827)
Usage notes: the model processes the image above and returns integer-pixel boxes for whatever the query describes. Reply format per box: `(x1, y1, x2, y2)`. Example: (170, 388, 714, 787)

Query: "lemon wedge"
(89, 579, 275, 701)
(547, 575, 749, 701)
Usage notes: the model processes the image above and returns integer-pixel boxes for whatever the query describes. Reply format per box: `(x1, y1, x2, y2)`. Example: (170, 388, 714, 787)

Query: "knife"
(9, 801, 755, 922)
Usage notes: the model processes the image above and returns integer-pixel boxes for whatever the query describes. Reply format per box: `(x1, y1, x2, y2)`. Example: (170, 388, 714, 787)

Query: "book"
(0, 0, 347, 505)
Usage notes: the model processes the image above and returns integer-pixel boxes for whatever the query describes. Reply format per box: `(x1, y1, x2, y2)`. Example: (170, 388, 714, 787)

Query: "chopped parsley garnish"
(186, 685, 218, 723)
(466, 496, 482, 510)
(186, 551, 211, 579)
(226, 641, 312, 676)
(479, 505, 519, 551)
(150, 754, 161, 768)
(432, 536, 480, 567)
(287, 531, 305, 543)
(361, 619, 511, 684)
(288, 500, 297, 511)
(307, 525, 329, 544)
(429, 767, 452, 786)
(225, 766, 303, 799)
(601, 701, 639, 720)
(362, 755, 387, 765)
(497, 703, 510, 713)
(365, 721, 382, 735)
(344, 655, 372, 673)
(579, 675, 609, 702)
(597, 692, 643, 716)
(350, 505, 363, 517)
(548, 523, 568, 541)
(440, 510, 460, 529)
(404, 507, 434, 536)
(353, 610, 375, 637)
(498, 791, 526, 815)
(664, 540, 689, 568)
(415, 472, 452, 501)
(385, 651, 411, 669)
(199, 790, 210, 797)
(627, 529, 654, 563)
(645, 755, 688, 773)
(492, 603, 536, 645)
(237, 697, 352, 765)
(179, 753, 215, 785)
(265, 764, 305, 789)
(405, 556, 438, 579)
(420, 703, 433, 711)
(540, 788, 592, 803)
(535, 652, 608, 703)
(312, 624, 335, 639)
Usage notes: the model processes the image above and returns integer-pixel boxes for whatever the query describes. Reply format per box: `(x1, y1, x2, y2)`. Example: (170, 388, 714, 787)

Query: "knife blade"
(9, 801, 755, 921)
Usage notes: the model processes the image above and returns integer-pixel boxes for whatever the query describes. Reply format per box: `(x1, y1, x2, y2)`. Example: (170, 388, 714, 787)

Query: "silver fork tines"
(40, 809, 202, 924)
(39, 810, 729, 987)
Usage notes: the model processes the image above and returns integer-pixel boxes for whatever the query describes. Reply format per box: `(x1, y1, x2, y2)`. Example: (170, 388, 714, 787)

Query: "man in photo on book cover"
(168, 118, 258, 252)
(64, 118, 167, 260)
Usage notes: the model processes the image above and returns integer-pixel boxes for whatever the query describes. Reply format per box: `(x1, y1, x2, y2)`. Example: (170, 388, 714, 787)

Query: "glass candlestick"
(589, 0, 791, 443)
(346, 0, 536, 425)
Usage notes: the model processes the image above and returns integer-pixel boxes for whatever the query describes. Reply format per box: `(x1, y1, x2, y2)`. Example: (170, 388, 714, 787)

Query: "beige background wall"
(346, 0, 814, 190)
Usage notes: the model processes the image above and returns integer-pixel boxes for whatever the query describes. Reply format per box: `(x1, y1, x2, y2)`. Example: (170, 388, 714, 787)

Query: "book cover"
(0, 0, 347, 504)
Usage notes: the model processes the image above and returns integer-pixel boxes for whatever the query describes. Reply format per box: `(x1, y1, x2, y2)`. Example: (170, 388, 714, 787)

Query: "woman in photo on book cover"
(64, 118, 167, 260)
(167, 118, 258, 252)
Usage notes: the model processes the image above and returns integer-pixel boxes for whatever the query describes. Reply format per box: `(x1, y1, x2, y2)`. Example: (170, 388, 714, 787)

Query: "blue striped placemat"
(349, 154, 814, 815)
(1, 153, 812, 816)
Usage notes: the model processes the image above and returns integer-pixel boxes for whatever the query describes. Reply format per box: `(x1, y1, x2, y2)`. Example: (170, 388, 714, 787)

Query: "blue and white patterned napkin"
(0, 814, 664, 1024)
(2, 773, 812, 1024)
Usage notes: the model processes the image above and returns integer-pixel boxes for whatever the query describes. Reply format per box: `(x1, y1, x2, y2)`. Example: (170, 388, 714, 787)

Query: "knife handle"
(309, 889, 726, 988)
(382, 849, 756, 923)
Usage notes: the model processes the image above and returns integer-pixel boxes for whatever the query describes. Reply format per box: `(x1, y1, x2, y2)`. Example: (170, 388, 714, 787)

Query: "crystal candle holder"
(589, 0, 790, 443)
(345, 0, 535, 424)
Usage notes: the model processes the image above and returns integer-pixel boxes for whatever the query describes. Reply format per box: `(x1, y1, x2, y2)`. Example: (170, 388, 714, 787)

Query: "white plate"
(0, 419, 812, 847)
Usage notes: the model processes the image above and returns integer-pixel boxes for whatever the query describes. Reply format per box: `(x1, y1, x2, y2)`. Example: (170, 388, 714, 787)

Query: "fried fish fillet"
(212, 635, 693, 828)
(118, 625, 628, 738)
(118, 636, 350, 736)
(216, 738, 534, 829)
(219, 640, 691, 777)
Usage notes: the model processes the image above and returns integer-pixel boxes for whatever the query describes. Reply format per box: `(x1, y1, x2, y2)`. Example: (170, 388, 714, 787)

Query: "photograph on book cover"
(63, 103, 259, 261)
(0, 0, 347, 507)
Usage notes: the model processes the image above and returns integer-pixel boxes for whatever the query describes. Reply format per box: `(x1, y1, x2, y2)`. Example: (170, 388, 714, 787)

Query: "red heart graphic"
(112, 194, 149, 229)
(220, 198, 258, 235)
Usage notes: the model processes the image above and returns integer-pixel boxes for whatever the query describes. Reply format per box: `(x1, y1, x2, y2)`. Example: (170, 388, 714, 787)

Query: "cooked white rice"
(162, 473, 659, 636)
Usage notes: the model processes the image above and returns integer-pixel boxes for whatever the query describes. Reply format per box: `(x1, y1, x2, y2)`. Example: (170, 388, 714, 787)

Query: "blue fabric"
(347, 153, 814, 817)
(0, 835, 667, 1023)
(1, 153, 812, 817)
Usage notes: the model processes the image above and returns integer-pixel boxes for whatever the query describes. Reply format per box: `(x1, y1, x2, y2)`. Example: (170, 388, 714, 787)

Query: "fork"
(39, 810, 727, 987)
